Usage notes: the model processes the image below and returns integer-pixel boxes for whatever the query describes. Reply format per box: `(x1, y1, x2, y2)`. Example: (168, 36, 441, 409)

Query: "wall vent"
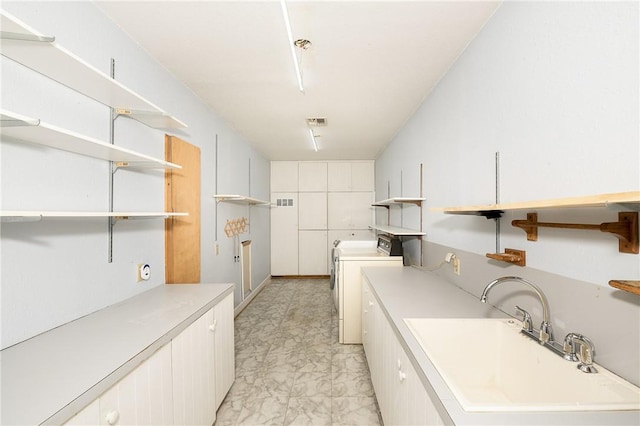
(306, 117, 327, 127)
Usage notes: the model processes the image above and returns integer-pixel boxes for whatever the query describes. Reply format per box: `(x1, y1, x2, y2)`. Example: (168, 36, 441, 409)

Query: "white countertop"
(0, 283, 234, 425)
(361, 266, 640, 426)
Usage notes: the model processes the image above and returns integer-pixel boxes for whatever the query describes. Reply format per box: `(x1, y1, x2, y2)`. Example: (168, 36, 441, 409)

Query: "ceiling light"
(280, 0, 304, 92)
(308, 128, 319, 152)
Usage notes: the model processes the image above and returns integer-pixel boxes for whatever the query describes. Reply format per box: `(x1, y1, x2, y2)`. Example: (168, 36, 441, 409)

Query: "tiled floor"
(214, 278, 383, 426)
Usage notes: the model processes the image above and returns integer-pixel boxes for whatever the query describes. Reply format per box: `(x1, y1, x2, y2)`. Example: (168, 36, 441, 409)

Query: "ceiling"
(95, 1, 501, 161)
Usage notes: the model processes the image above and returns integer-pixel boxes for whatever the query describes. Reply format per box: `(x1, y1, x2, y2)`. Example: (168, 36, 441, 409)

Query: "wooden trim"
(609, 280, 640, 295)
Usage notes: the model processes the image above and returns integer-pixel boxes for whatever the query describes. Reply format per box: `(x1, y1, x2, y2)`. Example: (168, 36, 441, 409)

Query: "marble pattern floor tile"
(215, 278, 384, 426)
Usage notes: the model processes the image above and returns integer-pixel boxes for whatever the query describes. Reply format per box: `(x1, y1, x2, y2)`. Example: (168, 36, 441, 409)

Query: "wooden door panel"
(165, 135, 201, 284)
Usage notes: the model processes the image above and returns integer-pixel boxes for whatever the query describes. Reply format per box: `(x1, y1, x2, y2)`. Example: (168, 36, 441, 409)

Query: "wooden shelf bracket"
(609, 280, 640, 295)
(486, 248, 526, 266)
(512, 212, 639, 254)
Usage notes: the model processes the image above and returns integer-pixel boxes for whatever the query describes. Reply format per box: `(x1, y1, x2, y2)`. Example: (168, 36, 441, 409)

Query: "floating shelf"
(369, 224, 426, 236)
(373, 197, 426, 207)
(213, 194, 270, 205)
(1, 110, 181, 169)
(609, 280, 640, 296)
(433, 191, 640, 217)
(1, 211, 188, 223)
(0, 11, 186, 130)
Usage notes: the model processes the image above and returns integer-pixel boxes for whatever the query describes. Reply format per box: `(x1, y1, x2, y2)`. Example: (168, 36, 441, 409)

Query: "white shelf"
(373, 197, 425, 207)
(213, 194, 270, 205)
(369, 224, 426, 236)
(1, 110, 181, 169)
(432, 191, 640, 216)
(0, 11, 186, 130)
(1, 211, 188, 223)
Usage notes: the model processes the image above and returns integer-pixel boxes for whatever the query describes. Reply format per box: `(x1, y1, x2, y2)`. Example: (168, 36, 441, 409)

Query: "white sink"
(404, 318, 640, 412)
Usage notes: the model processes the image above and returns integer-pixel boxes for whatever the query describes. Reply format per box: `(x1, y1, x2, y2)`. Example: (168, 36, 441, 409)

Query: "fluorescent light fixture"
(280, 0, 304, 92)
(308, 128, 319, 152)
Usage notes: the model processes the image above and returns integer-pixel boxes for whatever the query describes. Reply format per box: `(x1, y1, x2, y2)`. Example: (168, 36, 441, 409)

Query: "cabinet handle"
(369, 301, 374, 307)
(363, 309, 368, 314)
(397, 359, 402, 370)
(209, 319, 217, 332)
(398, 370, 406, 382)
(105, 410, 120, 425)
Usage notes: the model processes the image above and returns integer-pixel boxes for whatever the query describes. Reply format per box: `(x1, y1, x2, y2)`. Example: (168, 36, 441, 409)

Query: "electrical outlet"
(137, 263, 151, 282)
(453, 258, 461, 275)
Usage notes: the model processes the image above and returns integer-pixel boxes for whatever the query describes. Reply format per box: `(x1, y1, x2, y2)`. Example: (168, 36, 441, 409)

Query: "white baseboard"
(234, 275, 270, 317)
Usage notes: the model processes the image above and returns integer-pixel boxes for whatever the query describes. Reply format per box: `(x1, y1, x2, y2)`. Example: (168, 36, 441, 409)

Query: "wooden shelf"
(0, 11, 186, 130)
(1, 110, 181, 169)
(432, 191, 640, 217)
(609, 280, 640, 295)
(1, 211, 188, 223)
(369, 224, 425, 236)
(213, 194, 270, 205)
(373, 197, 425, 207)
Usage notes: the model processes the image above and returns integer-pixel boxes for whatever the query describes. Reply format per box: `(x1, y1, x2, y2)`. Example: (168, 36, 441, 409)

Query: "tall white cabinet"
(270, 161, 374, 276)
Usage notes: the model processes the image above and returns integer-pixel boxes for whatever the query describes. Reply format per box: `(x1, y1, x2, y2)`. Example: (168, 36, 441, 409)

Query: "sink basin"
(404, 318, 640, 412)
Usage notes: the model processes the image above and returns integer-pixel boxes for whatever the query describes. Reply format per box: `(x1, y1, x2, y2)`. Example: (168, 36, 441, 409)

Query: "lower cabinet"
(299, 230, 328, 275)
(362, 280, 445, 426)
(213, 292, 235, 410)
(64, 344, 174, 426)
(171, 308, 216, 426)
(63, 293, 234, 426)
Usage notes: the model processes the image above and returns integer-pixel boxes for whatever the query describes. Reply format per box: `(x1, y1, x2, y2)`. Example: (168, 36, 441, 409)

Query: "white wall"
(376, 1, 639, 384)
(377, 0, 639, 285)
(0, 2, 270, 348)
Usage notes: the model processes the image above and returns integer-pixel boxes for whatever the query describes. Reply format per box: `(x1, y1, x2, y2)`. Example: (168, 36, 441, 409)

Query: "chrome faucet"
(570, 334, 598, 373)
(481, 276, 598, 373)
(481, 276, 555, 344)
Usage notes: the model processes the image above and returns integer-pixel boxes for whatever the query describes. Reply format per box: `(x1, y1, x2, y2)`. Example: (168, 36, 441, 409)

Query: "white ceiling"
(95, 1, 501, 161)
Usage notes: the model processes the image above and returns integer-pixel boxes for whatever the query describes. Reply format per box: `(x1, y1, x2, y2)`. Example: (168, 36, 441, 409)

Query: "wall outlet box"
(137, 263, 151, 282)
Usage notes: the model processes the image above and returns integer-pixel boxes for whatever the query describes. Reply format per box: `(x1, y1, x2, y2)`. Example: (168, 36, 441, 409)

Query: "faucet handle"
(562, 333, 580, 362)
(514, 305, 533, 332)
(573, 335, 598, 373)
(565, 334, 598, 373)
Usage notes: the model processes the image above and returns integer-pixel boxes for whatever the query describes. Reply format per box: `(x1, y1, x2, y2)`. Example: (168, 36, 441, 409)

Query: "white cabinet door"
(350, 192, 374, 229)
(99, 344, 173, 426)
(328, 192, 373, 229)
(172, 309, 216, 426)
(271, 161, 298, 192)
(271, 192, 298, 275)
(299, 230, 328, 275)
(363, 278, 445, 426)
(213, 293, 235, 410)
(350, 162, 374, 191)
(327, 161, 374, 191)
(299, 192, 327, 230)
(327, 162, 351, 191)
(299, 162, 327, 192)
